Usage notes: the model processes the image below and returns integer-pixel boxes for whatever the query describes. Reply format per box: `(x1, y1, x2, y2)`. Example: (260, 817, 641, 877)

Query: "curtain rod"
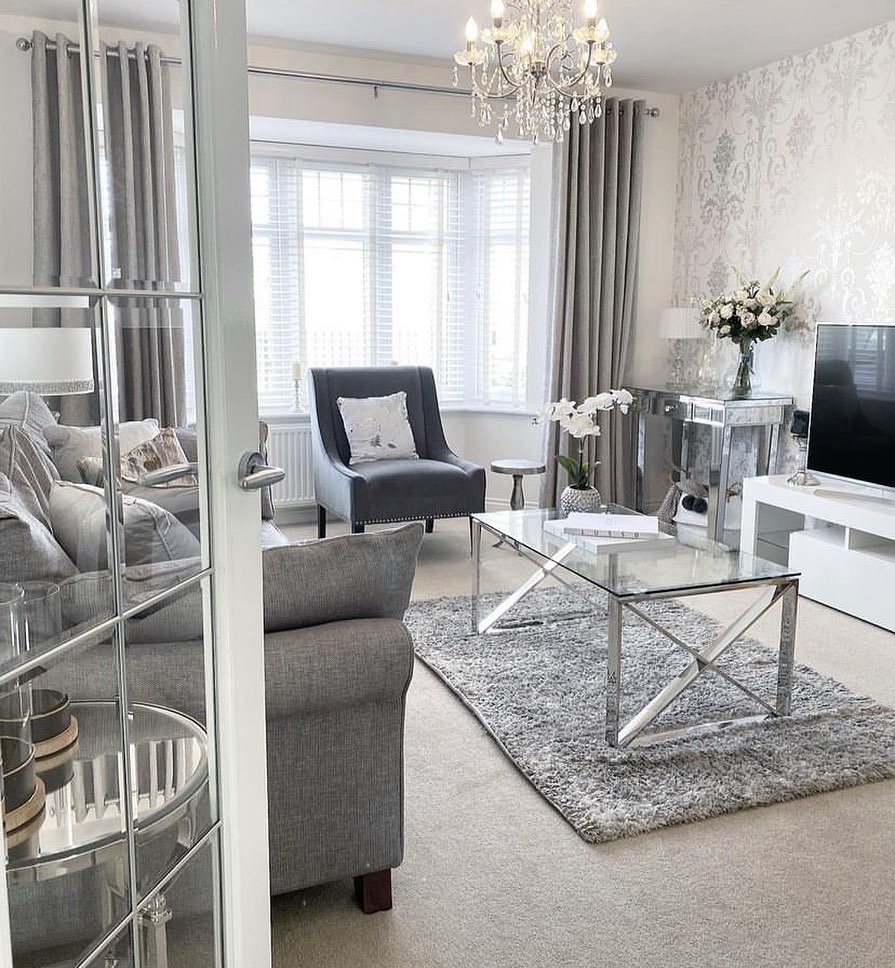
(15, 37, 661, 117)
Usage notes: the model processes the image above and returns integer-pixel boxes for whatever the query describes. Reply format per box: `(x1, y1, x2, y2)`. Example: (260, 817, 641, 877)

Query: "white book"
(560, 512, 660, 538)
(542, 517, 672, 553)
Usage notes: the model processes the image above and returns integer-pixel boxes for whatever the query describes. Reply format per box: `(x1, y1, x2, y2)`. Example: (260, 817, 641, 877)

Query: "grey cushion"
(59, 559, 203, 642)
(49, 481, 201, 570)
(262, 523, 423, 632)
(0, 472, 76, 583)
(44, 419, 159, 483)
(0, 391, 57, 458)
(0, 425, 58, 529)
(121, 482, 201, 536)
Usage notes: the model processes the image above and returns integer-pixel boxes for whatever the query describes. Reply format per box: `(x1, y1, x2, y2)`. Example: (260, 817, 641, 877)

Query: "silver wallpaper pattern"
(670, 19, 895, 492)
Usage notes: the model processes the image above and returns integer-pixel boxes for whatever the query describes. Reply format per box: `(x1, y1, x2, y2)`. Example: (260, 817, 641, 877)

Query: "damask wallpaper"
(671, 19, 895, 482)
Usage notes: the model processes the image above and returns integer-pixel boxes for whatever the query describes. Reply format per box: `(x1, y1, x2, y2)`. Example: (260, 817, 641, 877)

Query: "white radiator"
(266, 421, 315, 508)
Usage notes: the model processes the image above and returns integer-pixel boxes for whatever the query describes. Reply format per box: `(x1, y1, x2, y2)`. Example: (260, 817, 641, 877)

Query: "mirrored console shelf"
(742, 475, 895, 632)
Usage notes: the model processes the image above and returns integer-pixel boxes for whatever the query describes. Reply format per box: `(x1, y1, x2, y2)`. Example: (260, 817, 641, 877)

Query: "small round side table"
(491, 459, 547, 511)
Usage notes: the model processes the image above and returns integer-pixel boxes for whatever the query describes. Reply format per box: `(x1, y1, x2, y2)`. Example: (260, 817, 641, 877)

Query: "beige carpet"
(274, 517, 895, 968)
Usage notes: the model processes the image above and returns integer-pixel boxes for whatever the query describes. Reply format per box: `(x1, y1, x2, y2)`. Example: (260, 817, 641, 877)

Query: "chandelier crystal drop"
(453, 0, 618, 144)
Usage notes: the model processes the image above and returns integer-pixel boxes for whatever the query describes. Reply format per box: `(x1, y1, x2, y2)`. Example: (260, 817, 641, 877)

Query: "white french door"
(0, 0, 270, 965)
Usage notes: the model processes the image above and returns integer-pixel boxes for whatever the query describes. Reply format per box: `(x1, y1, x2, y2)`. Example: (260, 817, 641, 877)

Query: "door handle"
(138, 462, 199, 486)
(238, 451, 286, 491)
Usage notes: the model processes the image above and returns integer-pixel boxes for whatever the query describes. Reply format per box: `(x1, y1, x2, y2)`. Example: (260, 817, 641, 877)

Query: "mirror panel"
(106, 295, 208, 607)
(0, 4, 99, 291)
(93, 0, 199, 293)
(125, 577, 215, 901)
(3, 632, 130, 968)
(138, 836, 220, 968)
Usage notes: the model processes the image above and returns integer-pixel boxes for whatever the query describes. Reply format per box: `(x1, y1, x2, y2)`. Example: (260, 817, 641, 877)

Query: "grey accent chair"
(308, 366, 486, 538)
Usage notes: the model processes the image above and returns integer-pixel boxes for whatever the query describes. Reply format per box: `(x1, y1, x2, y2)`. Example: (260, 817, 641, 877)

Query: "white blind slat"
(250, 151, 530, 412)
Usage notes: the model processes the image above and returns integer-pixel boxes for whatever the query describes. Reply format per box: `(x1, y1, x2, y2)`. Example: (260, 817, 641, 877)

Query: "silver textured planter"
(560, 485, 603, 514)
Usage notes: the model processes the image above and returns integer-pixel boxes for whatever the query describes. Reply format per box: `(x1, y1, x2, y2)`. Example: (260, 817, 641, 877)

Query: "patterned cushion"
(120, 428, 198, 488)
(43, 419, 159, 482)
(76, 456, 106, 488)
(0, 473, 76, 584)
(336, 391, 419, 465)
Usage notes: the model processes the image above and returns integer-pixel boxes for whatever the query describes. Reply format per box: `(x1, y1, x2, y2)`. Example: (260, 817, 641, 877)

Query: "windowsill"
(260, 405, 540, 422)
(440, 404, 540, 418)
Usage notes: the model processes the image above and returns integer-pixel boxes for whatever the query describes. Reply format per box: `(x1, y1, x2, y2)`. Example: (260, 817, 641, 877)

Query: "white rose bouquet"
(700, 269, 808, 351)
(539, 389, 633, 490)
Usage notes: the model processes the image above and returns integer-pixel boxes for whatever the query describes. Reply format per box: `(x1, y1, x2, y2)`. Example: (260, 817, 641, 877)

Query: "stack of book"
(543, 512, 669, 552)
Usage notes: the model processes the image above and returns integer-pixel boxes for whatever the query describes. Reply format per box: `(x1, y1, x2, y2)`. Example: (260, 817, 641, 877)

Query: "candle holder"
(787, 410, 820, 487)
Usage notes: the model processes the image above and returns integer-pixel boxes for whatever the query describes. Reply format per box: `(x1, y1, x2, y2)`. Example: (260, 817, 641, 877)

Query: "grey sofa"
(8, 525, 422, 961)
(49, 524, 422, 902)
(309, 365, 486, 538)
(0, 391, 423, 939)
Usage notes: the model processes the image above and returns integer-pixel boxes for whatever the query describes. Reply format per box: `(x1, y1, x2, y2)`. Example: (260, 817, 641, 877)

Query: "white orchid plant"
(700, 268, 809, 352)
(539, 389, 634, 490)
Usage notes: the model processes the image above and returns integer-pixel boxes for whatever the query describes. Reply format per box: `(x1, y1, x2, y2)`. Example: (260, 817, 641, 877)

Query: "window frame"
(248, 141, 534, 415)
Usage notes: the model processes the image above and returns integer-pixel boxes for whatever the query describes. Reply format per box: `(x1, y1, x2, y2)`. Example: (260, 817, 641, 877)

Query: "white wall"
(672, 19, 895, 411)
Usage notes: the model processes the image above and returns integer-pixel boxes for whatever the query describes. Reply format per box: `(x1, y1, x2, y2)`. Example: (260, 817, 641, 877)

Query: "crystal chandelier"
(453, 0, 618, 144)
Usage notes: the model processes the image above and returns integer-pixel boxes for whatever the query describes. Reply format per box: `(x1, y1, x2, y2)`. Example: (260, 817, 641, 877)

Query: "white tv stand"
(741, 475, 895, 632)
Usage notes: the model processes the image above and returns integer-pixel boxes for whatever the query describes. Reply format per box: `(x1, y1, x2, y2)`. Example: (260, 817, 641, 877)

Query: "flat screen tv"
(808, 322, 895, 490)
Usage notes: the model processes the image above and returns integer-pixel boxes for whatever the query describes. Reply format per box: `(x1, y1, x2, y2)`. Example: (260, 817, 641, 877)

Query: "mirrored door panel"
(1, 0, 229, 964)
(106, 295, 208, 606)
(125, 576, 216, 903)
(92, 0, 200, 294)
(0, 305, 120, 662)
(0, 3, 100, 292)
(137, 836, 220, 968)
(3, 631, 131, 968)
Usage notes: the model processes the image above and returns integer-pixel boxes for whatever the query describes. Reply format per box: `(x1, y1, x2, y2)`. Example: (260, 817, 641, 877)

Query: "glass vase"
(732, 343, 755, 398)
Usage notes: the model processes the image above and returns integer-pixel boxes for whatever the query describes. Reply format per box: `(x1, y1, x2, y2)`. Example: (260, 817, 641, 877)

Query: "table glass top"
(7, 701, 207, 874)
(474, 507, 799, 599)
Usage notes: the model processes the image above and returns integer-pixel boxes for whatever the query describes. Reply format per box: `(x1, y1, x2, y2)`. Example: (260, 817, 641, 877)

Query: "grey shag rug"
(405, 587, 895, 843)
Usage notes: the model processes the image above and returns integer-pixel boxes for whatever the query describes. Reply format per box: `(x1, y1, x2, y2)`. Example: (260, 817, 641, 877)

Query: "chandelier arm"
(493, 42, 522, 96)
(543, 38, 596, 97)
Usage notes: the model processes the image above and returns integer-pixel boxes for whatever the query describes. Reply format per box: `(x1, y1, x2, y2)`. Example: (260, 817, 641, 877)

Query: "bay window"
(249, 147, 531, 413)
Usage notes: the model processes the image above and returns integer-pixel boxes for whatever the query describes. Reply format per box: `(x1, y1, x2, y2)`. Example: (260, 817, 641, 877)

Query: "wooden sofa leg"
(425, 517, 434, 533)
(354, 869, 392, 914)
(317, 505, 327, 539)
(352, 522, 365, 534)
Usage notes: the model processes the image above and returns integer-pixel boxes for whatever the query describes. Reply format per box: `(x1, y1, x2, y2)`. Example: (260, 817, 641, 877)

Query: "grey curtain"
(31, 31, 96, 425)
(31, 32, 185, 427)
(105, 41, 185, 426)
(542, 98, 645, 508)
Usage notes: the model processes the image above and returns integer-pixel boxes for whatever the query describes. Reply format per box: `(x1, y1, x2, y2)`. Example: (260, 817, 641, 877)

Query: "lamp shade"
(0, 328, 95, 395)
(659, 307, 702, 340)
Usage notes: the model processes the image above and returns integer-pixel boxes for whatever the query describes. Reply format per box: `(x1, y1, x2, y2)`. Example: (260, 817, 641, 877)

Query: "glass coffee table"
(6, 701, 207, 968)
(471, 507, 800, 748)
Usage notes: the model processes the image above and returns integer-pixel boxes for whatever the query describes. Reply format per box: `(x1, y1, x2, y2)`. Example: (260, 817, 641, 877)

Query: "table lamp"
(660, 307, 702, 390)
(0, 328, 95, 396)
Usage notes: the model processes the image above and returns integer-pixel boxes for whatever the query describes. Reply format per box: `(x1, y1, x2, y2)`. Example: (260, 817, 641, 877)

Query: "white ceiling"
(9, 0, 895, 93)
(244, 0, 895, 93)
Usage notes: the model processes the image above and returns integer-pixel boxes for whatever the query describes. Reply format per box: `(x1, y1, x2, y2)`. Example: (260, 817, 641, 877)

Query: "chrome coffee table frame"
(471, 512, 799, 749)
